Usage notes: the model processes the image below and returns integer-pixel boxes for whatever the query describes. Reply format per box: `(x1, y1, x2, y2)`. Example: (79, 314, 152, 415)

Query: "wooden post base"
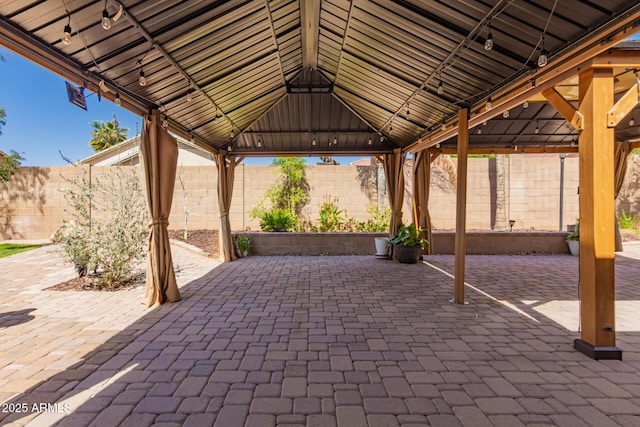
(574, 339, 622, 360)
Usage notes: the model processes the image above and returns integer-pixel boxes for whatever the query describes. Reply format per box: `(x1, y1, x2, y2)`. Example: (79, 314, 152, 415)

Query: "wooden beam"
(574, 68, 621, 360)
(300, 0, 320, 69)
(453, 109, 469, 304)
(439, 146, 578, 155)
(542, 88, 584, 130)
(607, 78, 640, 128)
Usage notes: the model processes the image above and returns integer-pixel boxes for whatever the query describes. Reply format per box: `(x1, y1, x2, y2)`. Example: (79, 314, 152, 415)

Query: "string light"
(630, 118, 635, 126)
(101, 0, 111, 30)
(380, 135, 385, 143)
(477, 127, 482, 134)
(534, 121, 540, 134)
(257, 140, 262, 148)
(538, 35, 548, 68)
(368, 137, 373, 145)
(312, 138, 317, 146)
(437, 79, 444, 95)
(231, 130, 235, 138)
(61, 13, 72, 45)
(522, 100, 529, 109)
(485, 96, 492, 111)
(138, 69, 146, 86)
(503, 110, 509, 118)
(114, 92, 121, 106)
(441, 119, 446, 131)
(333, 137, 338, 145)
(186, 87, 193, 102)
(484, 25, 493, 51)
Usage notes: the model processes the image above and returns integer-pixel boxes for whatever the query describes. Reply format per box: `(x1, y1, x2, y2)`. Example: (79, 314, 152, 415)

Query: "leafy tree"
(0, 107, 6, 136)
(0, 150, 24, 183)
(89, 114, 128, 151)
(266, 157, 310, 216)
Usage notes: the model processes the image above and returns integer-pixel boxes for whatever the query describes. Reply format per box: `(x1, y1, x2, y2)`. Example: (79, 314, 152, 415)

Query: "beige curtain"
(140, 110, 181, 307)
(614, 141, 631, 252)
(412, 149, 439, 255)
(215, 153, 243, 262)
(378, 148, 406, 236)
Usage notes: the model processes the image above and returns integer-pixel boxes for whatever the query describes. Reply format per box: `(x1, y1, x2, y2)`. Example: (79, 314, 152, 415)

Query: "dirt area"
(168, 229, 219, 257)
(47, 230, 218, 292)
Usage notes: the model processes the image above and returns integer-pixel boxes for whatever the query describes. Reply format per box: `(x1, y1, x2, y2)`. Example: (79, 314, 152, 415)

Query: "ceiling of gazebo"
(1, 0, 640, 156)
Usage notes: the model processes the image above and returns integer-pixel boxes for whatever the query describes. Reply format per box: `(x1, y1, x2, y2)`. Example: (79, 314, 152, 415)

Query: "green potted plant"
(234, 234, 252, 257)
(388, 223, 428, 264)
(566, 229, 579, 256)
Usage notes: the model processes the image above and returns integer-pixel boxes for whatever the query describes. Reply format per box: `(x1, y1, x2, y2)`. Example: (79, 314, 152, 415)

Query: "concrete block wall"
(0, 156, 584, 240)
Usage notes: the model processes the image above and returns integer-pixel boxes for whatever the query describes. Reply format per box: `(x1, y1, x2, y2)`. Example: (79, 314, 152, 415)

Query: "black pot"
(394, 244, 421, 264)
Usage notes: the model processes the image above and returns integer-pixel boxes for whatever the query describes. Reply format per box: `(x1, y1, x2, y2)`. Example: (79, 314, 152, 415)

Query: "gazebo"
(2, 0, 640, 359)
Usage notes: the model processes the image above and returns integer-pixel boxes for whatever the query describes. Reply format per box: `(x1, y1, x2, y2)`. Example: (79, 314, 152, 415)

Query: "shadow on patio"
(1, 251, 640, 426)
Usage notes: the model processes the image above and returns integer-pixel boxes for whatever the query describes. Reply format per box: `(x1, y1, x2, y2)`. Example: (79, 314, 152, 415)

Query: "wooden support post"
(453, 108, 469, 304)
(574, 68, 621, 360)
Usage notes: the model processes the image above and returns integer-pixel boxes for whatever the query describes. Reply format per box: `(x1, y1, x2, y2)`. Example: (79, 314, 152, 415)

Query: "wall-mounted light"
(101, 0, 111, 30)
(62, 13, 72, 45)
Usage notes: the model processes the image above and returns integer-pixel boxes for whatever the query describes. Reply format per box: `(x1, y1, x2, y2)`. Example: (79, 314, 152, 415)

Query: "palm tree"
(89, 114, 128, 151)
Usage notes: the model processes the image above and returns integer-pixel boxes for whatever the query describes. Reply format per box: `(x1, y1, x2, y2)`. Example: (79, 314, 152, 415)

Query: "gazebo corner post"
(453, 108, 469, 304)
(574, 68, 621, 360)
(140, 109, 181, 307)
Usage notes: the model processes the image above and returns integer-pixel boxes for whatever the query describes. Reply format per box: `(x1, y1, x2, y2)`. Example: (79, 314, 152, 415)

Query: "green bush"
(260, 208, 298, 232)
(318, 197, 345, 232)
(618, 210, 639, 230)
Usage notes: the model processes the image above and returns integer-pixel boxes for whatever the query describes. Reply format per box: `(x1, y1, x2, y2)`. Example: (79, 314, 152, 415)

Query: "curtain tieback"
(219, 212, 229, 219)
(149, 217, 169, 227)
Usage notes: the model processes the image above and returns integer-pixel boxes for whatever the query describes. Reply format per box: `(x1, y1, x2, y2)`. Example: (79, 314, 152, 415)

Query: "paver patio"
(1, 242, 639, 426)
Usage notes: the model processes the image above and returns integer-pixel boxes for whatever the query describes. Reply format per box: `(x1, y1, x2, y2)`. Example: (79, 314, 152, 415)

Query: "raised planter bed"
(233, 231, 570, 256)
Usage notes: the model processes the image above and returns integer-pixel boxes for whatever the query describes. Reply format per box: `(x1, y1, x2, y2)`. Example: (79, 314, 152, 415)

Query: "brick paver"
(1, 242, 640, 426)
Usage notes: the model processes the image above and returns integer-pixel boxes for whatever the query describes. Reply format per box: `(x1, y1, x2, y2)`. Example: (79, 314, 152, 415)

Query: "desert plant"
(318, 196, 345, 232)
(59, 164, 147, 287)
(618, 210, 639, 230)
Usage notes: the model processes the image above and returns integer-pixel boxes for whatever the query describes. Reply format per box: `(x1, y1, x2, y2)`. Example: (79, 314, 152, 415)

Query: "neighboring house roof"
(80, 135, 215, 166)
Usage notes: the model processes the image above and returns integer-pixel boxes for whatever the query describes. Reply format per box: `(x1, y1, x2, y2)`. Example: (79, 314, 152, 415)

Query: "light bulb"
(102, 10, 111, 30)
(368, 138, 372, 145)
(231, 130, 235, 138)
(630, 118, 635, 126)
(437, 81, 444, 95)
(484, 32, 493, 51)
(522, 100, 529, 109)
(380, 135, 385, 142)
(503, 110, 509, 118)
(312, 138, 317, 146)
(257, 141, 262, 148)
(187, 91, 192, 102)
(333, 137, 337, 145)
(441, 121, 446, 131)
(227, 145, 232, 152)
(406, 108, 410, 118)
(114, 93, 121, 106)
(534, 123, 540, 134)
(486, 97, 492, 111)
(162, 120, 168, 128)
(62, 24, 72, 45)
(537, 50, 548, 68)
(477, 128, 482, 134)
(138, 70, 146, 86)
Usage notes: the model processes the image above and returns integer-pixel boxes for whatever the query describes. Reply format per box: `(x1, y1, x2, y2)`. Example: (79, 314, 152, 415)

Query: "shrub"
(59, 165, 147, 288)
(318, 197, 345, 232)
(618, 210, 639, 230)
(260, 208, 298, 232)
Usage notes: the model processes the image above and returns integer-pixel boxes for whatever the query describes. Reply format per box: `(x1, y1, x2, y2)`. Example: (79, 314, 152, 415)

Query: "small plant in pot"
(388, 224, 428, 264)
(566, 229, 579, 256)
(234, 234, 251, 257)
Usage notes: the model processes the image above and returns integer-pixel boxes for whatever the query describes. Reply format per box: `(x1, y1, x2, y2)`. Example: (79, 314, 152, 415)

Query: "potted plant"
(566, 230, 579, 256)
(234, 234, 252, 257)
(388, 224, 428, 264)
